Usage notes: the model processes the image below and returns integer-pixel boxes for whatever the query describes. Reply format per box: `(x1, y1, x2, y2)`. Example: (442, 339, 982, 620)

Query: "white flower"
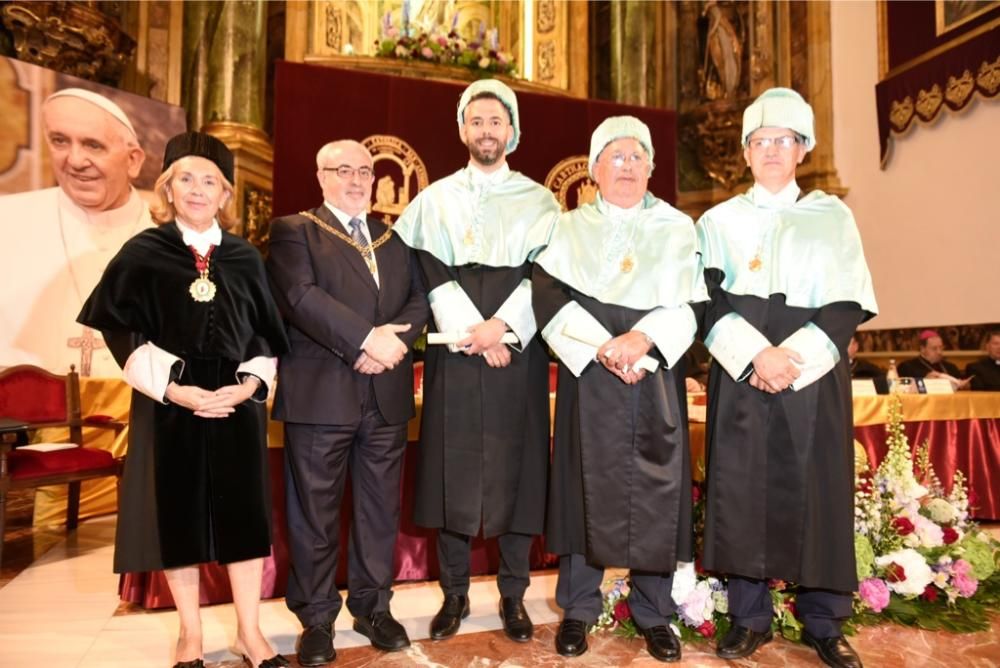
(876, 548, 935, 597)
(933, 571, 949, 588)
(913, 515, 944, 548)
(670, 562, 698, 607)
(711, 589, 729, 615)
(926, 498, 958, 524)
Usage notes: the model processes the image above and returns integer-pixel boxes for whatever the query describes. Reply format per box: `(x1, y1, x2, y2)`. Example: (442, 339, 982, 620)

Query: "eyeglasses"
(747, 135, 802, 150)
(322, 165, 374, 180)
(605, 152, 648, 169)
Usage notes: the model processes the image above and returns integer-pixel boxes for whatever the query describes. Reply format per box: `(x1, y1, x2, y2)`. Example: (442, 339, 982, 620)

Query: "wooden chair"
(0, 364, 125, 568)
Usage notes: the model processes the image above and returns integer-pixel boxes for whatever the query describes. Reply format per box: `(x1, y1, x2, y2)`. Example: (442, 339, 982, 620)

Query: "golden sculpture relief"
(978, 56, 1000, 94)
(915, 84, 943, 120)
(1, 1, 136, 85)
(537, 0, 556, 34)
(544, 156, 597, 212)
(244, 186, 274, 252)
(945, 70, 975, 106)
(361, 134, 430, 225)
(889, 96, 915, 131)
(325, 4, 344, 51)
(701, 1, 744, 101)
(537, 40, 556, 82)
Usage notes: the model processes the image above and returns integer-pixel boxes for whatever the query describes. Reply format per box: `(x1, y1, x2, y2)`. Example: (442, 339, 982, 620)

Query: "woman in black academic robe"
(78, 133, 289, 668)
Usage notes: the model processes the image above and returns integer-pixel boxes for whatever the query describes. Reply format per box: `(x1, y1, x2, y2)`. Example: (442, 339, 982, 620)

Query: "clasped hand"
(361, 322, 411, 371)
(749, 346, 804, 393)
(597, 331, 652, 385)
(457, 318, 512, 368)
(166, 377, 260, 418)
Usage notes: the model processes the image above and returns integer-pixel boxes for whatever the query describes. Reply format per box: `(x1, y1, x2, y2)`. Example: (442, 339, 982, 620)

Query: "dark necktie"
(349, 217, 376, 276)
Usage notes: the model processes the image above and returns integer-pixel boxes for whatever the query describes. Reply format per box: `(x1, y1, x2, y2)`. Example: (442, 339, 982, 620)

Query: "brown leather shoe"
(429, 594, 470, 640)
(802, 631, 864, 668)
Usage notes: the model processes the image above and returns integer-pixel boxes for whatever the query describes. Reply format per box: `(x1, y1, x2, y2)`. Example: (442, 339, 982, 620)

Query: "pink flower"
(952, 559, 972, 576)
(692, 485, 702, 503)
(613, 600, 631, 622)
(942, 527, 959, 544)
(858, 577, 890, 613)
(420, 46, 434, 59)
(892, 516, 915, 536)
(437, 36, 448, 46)
(386, 26, 399, 38)
(953, 572, 978, 597)
(697, 621, 716, 638)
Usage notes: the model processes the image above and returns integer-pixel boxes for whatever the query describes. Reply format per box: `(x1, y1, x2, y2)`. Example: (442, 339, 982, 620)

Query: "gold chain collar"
(299, 210, 392, 272)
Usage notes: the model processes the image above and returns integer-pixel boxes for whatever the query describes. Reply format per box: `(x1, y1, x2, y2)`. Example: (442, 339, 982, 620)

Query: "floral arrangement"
(373, 10, 517, 77)
(595, 395, 1000, 640)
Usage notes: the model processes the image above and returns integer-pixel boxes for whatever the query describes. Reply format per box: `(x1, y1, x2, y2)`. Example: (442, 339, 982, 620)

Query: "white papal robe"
(0, 186, 153, 377)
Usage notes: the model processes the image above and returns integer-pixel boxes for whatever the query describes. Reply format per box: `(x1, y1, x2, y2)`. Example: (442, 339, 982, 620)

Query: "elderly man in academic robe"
(0, 88, 151, 376)
(697, 88, 878, 668)
(966, 328, 1000, 391)
(393, 79, 560, 643)
(532, 116, 705, 662)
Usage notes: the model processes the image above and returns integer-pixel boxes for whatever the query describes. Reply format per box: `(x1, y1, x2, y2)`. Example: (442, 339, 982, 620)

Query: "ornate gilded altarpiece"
(671, 1, 844, 215)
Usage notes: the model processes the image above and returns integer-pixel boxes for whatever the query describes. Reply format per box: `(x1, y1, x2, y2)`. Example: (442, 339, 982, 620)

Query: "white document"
(561, 324, 660, 374)
(851, 379, 878, 396)
(427, 332, 519, 345)
(922, 378, 954, 395)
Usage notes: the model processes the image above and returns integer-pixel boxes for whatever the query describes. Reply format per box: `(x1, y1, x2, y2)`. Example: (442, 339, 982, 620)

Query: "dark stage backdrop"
(272, 60, 677, 218)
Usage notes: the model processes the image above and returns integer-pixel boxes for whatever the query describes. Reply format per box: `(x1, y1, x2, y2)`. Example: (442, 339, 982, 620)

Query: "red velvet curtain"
(272, 61, 677, 218)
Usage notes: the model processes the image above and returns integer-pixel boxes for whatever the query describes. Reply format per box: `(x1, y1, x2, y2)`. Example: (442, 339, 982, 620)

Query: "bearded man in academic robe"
(393, 79, 560, 643)
(697, 88, 878, 668)
(78, 132, 290, 668)
(532, 116, 706, 662)
(0, 88, 152, 376)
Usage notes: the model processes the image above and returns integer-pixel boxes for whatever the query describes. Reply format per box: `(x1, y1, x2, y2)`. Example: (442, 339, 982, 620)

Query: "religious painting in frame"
(936, 0, 1000, 36)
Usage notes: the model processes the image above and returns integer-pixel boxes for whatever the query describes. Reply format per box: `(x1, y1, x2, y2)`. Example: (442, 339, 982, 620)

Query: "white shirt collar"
(751, 180, 800, 209)
(324, 202, 369, 237)
(597, 194, 644, 221)
(175, 218, 222, 256)
(466, 161, 510, 188)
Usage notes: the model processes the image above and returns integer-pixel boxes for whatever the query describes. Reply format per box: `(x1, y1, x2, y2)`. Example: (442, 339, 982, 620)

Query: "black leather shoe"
(555, 619, 590, 657)
(716, 624, 773, 659)
(430, 594, 470, 640)
(802, 631, 864, 668)
(640, 625, 681, 662)
(173, 661, 205, 668)
(499, 597, 533, 642)
(297, 623, 335, 666)
(353, 610, 411, 651)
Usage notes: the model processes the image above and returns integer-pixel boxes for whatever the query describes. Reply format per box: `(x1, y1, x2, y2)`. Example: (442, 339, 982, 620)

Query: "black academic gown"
(533, 266, 693, 572)
(897, 356, 961, 379)
(412, 251, 549, 539)
(78, 223, 289, 573)
(700, 267, 869, 592)
(966, 357, 1000, 391)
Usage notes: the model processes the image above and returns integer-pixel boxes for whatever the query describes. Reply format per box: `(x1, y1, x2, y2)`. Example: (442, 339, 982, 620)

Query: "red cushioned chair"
(0, 364, 124, 568)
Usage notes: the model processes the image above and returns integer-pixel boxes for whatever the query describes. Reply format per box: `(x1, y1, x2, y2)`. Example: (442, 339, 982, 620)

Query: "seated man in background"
(965, 328, 1000, 391)
(897, 330, 966, 388)
(847, 335, 882, 378)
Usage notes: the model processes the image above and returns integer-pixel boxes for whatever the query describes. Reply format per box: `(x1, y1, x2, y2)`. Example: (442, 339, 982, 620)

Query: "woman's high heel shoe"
(241, 654, 291, 668)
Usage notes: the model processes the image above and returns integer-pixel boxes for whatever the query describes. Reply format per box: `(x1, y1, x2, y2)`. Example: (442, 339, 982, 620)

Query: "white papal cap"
(456, 79, 520, 155)
(45, 87, 137, 139)
(588, 115, 654, 178)
(741, 87, 815, 151)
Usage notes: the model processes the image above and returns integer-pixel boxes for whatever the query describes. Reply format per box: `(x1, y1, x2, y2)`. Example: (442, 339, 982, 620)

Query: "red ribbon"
(188, 245, 216, 273)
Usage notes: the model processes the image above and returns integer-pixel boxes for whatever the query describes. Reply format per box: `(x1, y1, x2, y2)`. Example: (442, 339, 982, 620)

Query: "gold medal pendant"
(748, 254, 763, 272)
(189, 272, 217, 302)
(620, 255, 635, 273)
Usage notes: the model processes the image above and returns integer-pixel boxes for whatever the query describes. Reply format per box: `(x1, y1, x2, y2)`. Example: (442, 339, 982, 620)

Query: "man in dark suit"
(966, 328, 1000, 391)
(266, 139, 429, 665)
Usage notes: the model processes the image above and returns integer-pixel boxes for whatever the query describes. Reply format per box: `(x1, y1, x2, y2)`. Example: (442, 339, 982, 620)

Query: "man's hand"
(481, 342, 512, 368)
(363, 323, 411, 369)
(457, 318, 508, 355)
(748, 371, 780, 394)
(751, 346, 803, 392)
(166, 379, 260, 418)
(354, 351, 386, 375)
(597, 331, 653, 374)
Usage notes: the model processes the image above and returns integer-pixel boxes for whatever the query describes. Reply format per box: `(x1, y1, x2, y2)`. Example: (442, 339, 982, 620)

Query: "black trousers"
(727, 576, 853, 638)
(437, 528, 533, 598)
(283, 388, 407, 628)
(556, 553, 676, 629)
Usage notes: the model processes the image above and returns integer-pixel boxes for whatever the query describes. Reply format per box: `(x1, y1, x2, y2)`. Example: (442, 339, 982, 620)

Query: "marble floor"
(1, 503, 998, 668)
